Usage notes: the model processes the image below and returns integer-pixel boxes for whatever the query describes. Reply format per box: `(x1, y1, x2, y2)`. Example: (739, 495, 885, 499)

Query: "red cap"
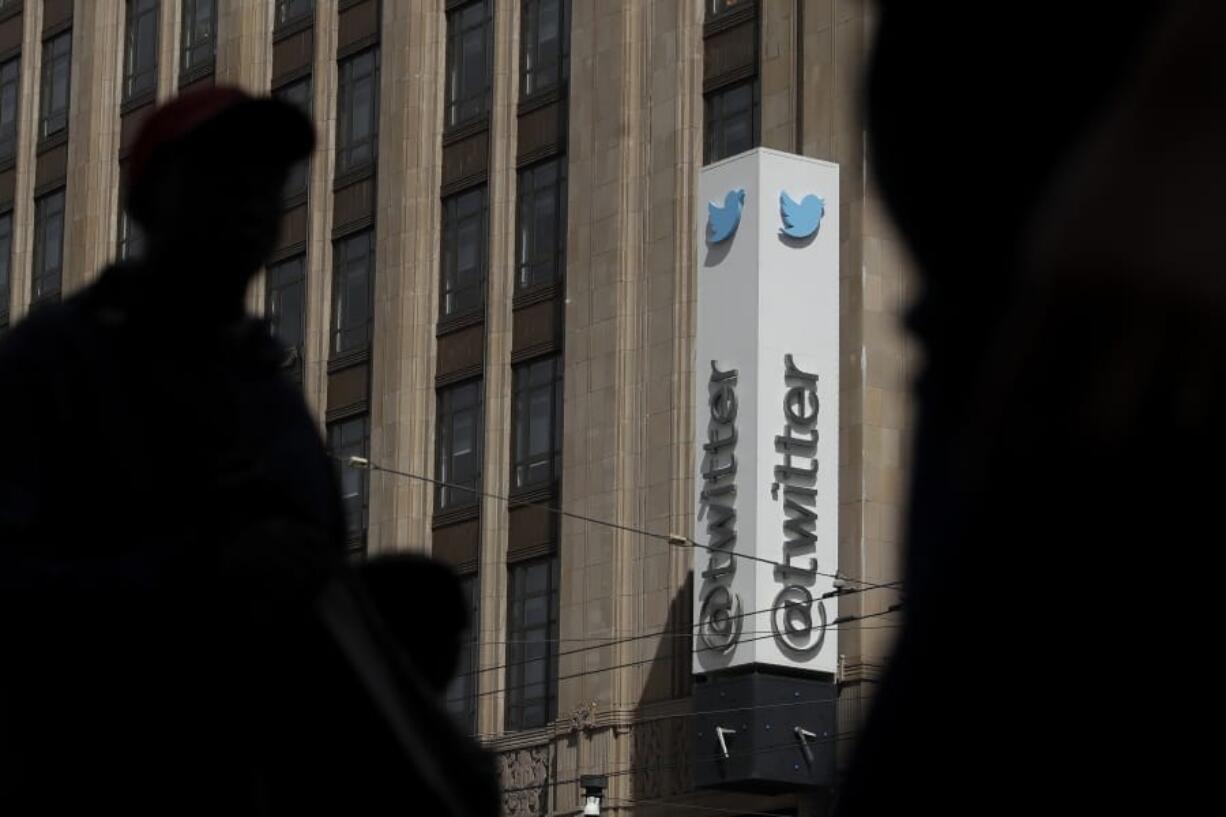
(125, 85, 315, 221)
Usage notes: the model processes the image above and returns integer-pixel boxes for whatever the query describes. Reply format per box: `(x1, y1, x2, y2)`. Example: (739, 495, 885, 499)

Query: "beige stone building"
(0, 0, 911, 813)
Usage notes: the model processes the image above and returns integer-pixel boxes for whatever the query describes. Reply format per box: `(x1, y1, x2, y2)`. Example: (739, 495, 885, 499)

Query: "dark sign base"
(691, 667, 837, 792)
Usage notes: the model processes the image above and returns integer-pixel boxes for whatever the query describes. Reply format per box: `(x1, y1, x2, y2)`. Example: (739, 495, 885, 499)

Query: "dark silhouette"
(838, 3, 1219, 814)
(0, 88, 497, 815)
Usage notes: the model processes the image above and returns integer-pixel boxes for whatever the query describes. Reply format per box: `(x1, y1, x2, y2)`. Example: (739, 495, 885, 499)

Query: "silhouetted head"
(124, 87, 314, 311)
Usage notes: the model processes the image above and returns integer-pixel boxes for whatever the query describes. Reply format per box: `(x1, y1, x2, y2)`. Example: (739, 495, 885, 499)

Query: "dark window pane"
(516, 157, 566, 291)
(0, 212, 11, 327)
(275, 78, 312, 201)
(337, 48, 379, 175)
(521, 0, 568, 98)
(505, 555, 559, 732)
(117, 211, 146, 261)
(0, 58, 19, 163)
(266, 254, 307, 377)
(276, 0, 314, 26)
(436, 380, 483, 511)
(40, 32, 71, 138)
(440, 186, 486, 318)
(445, 0, 490, 129)
(444, 574, 480, 735)
(331, 230, 373, 355)
(708, 0, 753, 20)
(124, 0, 159, 101)
(704, 77, 759, 164)
(328, 415, 369, 551)
(181, 0, 217, 74)
(512, 355, 563, 490)
(32, 189, 65, 304)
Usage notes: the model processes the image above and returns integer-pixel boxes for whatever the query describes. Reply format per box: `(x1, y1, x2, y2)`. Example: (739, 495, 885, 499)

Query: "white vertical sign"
(693, 148, 840, 675)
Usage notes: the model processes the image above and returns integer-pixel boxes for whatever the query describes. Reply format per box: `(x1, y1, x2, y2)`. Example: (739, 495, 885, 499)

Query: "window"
(505, 555, 559, 731)
(180, 0, 217, 75)
(444, 573, 480, 735)
(512, 356, 563, 491)
(440, 186, 485, 318)
(275, 77, 312, 202)
(704, 78, 758, 164)
(436, 380, 482, 511)
(0, 58, 19, 164)
(336, 48, 378, 175)
(516, 157, 566, 291)
(445, 0, 491, 129)
(0, 212, 11, 330)
(520, 0, 568, 98)
(708, 0, 753, 20)
(39, 32, 71, 138)
(275, 0, 314, 27)
(328, 415, 369, 551)
(117, 210, 145, 261)
(31, 189, 64, 305)
(123, 0, 159, 102)
(331, 230, 373, 356)
(266, 254, 306, 379)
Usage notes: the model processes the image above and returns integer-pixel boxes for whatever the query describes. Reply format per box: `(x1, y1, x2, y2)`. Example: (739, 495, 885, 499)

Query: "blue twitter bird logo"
(707, 189, 745, 243)
(779, 191, 825, 240)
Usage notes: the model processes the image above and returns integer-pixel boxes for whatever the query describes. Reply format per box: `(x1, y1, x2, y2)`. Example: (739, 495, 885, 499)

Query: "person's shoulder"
(0, 299, 77, 363)
(0, 274, 118, 373)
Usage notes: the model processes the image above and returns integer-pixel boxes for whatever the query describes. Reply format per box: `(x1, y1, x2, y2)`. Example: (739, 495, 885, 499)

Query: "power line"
(459, 577, 899, 658)
(452, 606, 903, 690)
(459, 606, 902, 711)
(463, 620, 904, 649)
(346, 457, 904, 595)
(340, 456, 904, 745)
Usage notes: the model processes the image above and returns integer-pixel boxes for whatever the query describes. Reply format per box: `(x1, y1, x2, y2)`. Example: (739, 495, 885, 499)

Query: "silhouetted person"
(838, 3, 1219, 814)
(0, 88, 497, 815)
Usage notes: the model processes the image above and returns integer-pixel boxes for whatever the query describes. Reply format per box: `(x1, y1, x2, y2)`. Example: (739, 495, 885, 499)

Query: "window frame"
(123, 0, 160, 104)
(707, 0, 755, 22)
(275, 0, 314, 28)
(266, 253, 308, 380)
(511, 355, 563, 492)
(336, 47, 379, 176)
(444, 0, 492, 130)
(504, 554, 560, 732)
(519, 0, 569, 100)
(703, 76, 759, 165)
(515, 156, 567, 293)
(274, 76, 313, 204)
(31, 188, 65, 306)
(0, 57, 20, 165)
(439, 185, 487, 320)
(328, 414, 370, 552)
(39, 31, 71, 139)
(330, 229, 374, 357)
(435, 379, 484, 513)
(117, 210, 145, 262)
(179, 0, 218, 76)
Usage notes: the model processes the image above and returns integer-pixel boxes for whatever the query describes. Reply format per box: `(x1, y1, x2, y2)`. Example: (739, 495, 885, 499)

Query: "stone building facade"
(0, 1, 911, 813)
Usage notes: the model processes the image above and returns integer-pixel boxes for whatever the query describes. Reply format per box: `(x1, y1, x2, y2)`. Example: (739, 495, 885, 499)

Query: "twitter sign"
(779, 191, 825, 240)
(694, 148, 839, 678)
(707, 189, 745, 243)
